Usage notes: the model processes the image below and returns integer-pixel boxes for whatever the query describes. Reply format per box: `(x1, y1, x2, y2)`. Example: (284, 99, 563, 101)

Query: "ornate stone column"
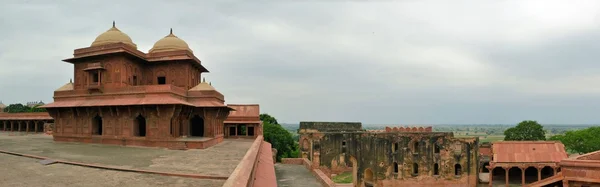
(11, 121, 14, 132)
(34, 121, 38, 133)
(18, 121, 22, 132)
(26, 121, 30, 133)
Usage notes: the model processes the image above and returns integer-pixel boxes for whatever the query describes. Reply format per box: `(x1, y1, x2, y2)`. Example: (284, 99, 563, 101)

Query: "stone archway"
(364, 168, 374, 187)
(189, 115, 204, 137)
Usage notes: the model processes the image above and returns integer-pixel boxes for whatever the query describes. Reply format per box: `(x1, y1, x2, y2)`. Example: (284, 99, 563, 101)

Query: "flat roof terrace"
(0, 132, 254, 186)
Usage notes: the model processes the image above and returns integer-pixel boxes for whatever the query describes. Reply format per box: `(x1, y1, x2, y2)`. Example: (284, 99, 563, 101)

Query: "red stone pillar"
(505, 167, 509, 187)
(35, 121, 38, 133)
(553, 167, 557, 175)
(18, 121, 22, 132)
(11, 121, 14, 132)
(2, 121, 5, 131)
(537, 167, 542, 181)
(521, 167, 525, 186)
(26, 121, 30, 133)
(488, 167, 493, 187)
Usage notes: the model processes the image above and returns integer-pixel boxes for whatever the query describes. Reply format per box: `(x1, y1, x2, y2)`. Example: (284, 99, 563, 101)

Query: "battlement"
(384, 126, 432, 132)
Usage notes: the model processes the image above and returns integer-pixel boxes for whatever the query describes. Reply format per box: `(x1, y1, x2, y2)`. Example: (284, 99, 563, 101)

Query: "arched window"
(92, 115, 102, 135)
(434, 163, 439, 175)
(134, 114, 146, 137)
(393, 162, 399, 174)
(413, 141, 420, 151)
(413, 163, 419, 175)
(392, 142, 399, 152)
(455, 164, 462, 176)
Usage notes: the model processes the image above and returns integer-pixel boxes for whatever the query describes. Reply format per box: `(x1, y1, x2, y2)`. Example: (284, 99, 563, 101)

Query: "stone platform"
(0, 132, 255, 186)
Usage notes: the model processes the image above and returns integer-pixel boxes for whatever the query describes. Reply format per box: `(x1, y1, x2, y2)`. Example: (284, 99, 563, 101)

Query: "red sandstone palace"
(39, 22, 261, 149)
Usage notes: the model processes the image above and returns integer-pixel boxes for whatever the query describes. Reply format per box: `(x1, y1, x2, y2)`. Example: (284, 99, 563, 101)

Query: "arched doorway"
(364, 168, 374, 187)
(134, 114, 146, 137)
(189, 115, 204, 137)
(92, 115, 102, 135)
(541, 166, 554, 179)
(434, 163, 439, 175)
(455, 164, 462, 176)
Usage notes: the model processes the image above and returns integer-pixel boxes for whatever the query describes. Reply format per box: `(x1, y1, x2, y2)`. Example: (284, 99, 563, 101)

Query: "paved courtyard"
(274, 163, 321, 187)
(0, 133, 255, 186)
(0, 154, 224, 187)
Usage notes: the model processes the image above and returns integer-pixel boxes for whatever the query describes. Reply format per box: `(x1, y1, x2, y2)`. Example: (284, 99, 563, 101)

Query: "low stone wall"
(222, 136, 266, 187)
(281, 158, 336, 187)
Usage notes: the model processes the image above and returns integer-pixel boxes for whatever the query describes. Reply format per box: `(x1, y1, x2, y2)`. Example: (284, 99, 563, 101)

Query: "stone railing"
(222, 135, 267, 187)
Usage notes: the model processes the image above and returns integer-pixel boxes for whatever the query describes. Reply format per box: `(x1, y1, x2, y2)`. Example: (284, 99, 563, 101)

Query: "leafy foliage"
(3, 103, 47, 113)
(504, 120, 546, 141)
(261, 113, 297, 162)
(549, 127, 600, 154)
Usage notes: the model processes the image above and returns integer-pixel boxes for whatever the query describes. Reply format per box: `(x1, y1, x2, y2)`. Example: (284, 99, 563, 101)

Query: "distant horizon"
(280, 122, 599, 126)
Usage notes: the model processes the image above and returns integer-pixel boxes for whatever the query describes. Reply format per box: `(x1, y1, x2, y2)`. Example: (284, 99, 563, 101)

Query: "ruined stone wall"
(299, 121, 479, 187)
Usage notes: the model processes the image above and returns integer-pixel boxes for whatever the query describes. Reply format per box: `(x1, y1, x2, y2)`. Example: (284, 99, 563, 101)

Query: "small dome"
(149, 29, 193, 54)
(189, 78, 215, 91)
(55, 79, 74, 91)
(91, 21, 137, 49)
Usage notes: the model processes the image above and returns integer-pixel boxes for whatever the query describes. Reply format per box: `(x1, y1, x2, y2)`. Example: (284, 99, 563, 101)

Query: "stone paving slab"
(0, 153, 224, 187)
(0, 133, 254, 177)
(275, 163, 322, 187)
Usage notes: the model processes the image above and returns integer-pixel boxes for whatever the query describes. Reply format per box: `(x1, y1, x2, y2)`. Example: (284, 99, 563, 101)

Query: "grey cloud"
(2, 0, 600, 124)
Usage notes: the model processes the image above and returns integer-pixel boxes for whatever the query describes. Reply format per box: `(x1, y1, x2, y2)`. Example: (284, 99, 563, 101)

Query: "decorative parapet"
(384, 126, 433, 132)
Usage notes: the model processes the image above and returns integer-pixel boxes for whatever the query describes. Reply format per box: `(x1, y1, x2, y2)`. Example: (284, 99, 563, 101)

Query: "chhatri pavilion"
(41, 22, 262, 149)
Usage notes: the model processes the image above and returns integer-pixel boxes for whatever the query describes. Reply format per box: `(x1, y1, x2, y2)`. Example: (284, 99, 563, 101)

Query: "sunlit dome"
(90, 21, 137, 49)
(149, 29, 193, 54)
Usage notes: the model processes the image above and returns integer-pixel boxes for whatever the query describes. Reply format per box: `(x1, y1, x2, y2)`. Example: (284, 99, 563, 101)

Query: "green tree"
(261, 113, 297, 162)
(3, 104, 31, 113)
(504, 120, 546, 141)
(260, 113, 279, 125)
(29, 105, 47, 112)
(550, 127, 600, 154)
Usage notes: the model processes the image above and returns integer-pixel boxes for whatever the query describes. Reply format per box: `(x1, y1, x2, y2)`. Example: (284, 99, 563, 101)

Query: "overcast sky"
(1, 0, 600, 124)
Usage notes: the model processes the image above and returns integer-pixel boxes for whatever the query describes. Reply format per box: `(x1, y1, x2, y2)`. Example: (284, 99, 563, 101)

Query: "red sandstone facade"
(41, 22, 261, 149)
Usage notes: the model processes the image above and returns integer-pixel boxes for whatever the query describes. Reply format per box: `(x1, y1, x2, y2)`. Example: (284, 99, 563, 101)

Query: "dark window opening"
(134, 114, 146, 137)
(237, 124, 247, 136)
(392, 142, 399, 152)
(189, 115, 204, 137)
(133, 76, 138, 85)
(434, 144, 440, 153)
(92, 115, 102, 135)
(247, 126, 255, 136)
(92, 72, 99, 83)
(393, 162, 399, 174)
(157, 76, 166, 85)
(455, 164, 462, 176)
(414, 141, 420, 151)
(342, 141, 346, 146)
(434, 163, 439, 175)
(413, 163, 419, 175)
(229, 126, 236, 136)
